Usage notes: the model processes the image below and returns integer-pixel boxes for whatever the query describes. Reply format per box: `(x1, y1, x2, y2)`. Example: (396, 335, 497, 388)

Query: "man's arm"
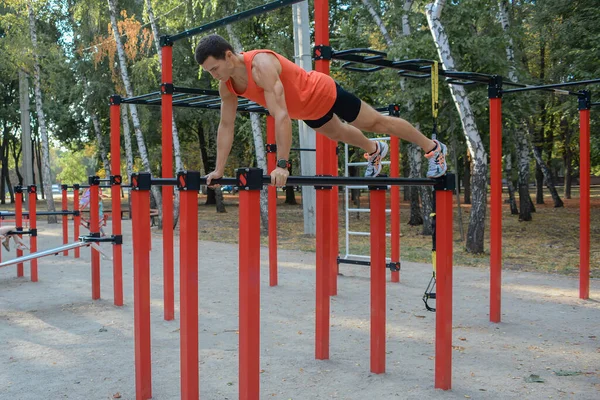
(252, 53, 292, 165)
(214, 80, 238, 176)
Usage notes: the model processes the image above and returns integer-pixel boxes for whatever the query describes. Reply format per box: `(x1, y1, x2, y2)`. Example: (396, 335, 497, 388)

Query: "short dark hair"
(194, 34, 235, 64)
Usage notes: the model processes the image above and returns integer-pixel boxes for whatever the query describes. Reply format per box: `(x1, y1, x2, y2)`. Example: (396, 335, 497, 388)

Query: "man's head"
(195, 34, 236, 81)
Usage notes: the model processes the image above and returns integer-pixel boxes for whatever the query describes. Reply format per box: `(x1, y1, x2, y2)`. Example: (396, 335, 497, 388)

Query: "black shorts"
(303, 83, 362, 129)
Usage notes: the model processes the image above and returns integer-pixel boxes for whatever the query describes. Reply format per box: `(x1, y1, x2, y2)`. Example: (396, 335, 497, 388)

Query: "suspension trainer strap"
(431, 61, 439, 141)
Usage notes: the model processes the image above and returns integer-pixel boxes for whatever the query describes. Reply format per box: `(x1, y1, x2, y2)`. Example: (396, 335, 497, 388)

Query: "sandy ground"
(0, 220, 598, 400)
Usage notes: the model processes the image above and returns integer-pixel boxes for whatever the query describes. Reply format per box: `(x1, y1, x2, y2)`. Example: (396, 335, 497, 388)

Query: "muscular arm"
(215, 80, 238, 174)
(252, 53, 292, 163)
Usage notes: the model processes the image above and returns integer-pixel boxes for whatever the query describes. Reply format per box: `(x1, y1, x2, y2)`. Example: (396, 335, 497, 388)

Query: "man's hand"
(206, 170, 224, 188)
(270, 166, 289, 187)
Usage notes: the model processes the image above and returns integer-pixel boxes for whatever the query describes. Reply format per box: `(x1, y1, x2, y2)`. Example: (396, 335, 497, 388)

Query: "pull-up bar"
(162, 0, 306, 44)
(501, 78, 600, 95)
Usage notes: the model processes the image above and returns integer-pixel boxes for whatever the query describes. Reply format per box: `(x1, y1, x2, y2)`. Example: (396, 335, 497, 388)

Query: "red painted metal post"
(489, 97, 502, 323)
(267, 116, 278, 287)
(179, 187, 199, 399)
(73, 186, 81, 259)
(110, 100, 123, 306)
(131, 184, 152, 400)
(162, 44, 175, 321)
(579, 107, 590, 299)
(435, 188, 453, 390)
(90, 181, 100, 300)
(390, 136, 400, 283)
(239, 186, 261, 400)
(370, 187, 386, 374)
(28, 186, 37, 282)
(62, 186, 68, 255)
(15, 187, 24, 277)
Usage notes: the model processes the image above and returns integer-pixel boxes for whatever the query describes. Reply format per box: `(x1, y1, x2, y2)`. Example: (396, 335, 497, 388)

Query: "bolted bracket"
(237, 168, 264, 190)
(61, 184, 68, 191)
(388, 104, 400, 117)
(88, 175, 100, 186)
(433, 173, 456, 191)
(131, 173, 152, 191)
(161, 83, 174, 95)
(579, 90, 591, 110)
(14, 185, 23, 194)
(111, 175, 122, 185)
(159, 35, 173, 47)
(109, 95, 122, 106)
(27, 185, 37, 195)
(387, 261, 401, 272)
(314, 175, 333, 190)
(265, 143, 277, 153)
(488, 75, 503, 99)
(177, 171, 202, 191)
(313, 45, 332, 61)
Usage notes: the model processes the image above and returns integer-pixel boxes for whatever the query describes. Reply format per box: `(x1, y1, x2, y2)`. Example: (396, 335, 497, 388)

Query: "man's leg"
(349, 101, 436, 152)
(315, 115, 377, 154)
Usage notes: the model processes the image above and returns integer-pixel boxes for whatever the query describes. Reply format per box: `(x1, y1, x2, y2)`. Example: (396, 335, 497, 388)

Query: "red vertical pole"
(579, 101, 590, 299)
(179, 180, 199, 399)
(15, 187, 24, 277)
(267, 116, 278, 287)
(390, 136, 400, 283)
(315, 0, 331, 361)
(62, 186, 68, 255)
(73, 185, 81, 259)
(161, 44, 175, 321)
(238, 175, 261, 400)
(435, 187, 453, 390)
(370, 187, 386, 374)
(489, 94, 502, 323)
(90, 180, 100, 300)
(110, 99, 123, 306)
(131, 178, 152, 400)
(28, 186, 37, 282)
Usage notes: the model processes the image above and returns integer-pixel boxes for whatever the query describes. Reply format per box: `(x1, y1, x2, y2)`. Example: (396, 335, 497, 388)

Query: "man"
(194, 34, 447, 187)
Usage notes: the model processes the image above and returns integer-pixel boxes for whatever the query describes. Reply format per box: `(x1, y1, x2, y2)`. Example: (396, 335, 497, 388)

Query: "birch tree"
(90, 110, 111, 177)
(106, 0, 162, 215)
(121, 106, 134, 181)
(145, 0, 182, 225)
(226, 24, 270, 233)
(426, 0, 487, 253)
(27, 0, 57, 222)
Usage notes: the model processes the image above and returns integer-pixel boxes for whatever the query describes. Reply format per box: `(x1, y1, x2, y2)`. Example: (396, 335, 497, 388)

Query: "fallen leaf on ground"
(524, 374, 545, 383)
(112, 393, 121, 399)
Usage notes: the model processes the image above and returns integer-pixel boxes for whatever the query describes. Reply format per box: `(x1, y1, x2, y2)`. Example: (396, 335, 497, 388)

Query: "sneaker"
(425, 139, 448, 178)
(364, 140, 389, 177)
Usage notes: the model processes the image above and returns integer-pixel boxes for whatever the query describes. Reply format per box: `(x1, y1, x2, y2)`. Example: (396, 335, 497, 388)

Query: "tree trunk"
(402, 1, 415, 36)
(227, 24, 269, 234)
(361, 0, 393, 45)
(121, 105, 134, 181)
(531, 146, 563, 208)
(561, 117, 572, 199)
(463, 150, 471, 204)
(407, 144, 422, 225)
(504, 152, 518, 215)
(197, 120, 226, 212)
(107, 0, 163, 219)
(0, 127, 8, 204)
(516, 127, 533, 221)
(427, 0, 488, 253)
(145, 0, 182, 228)
(420, 186, 433, 235)
(284, 164, 297, 205)
(90, 110, 111, 176)
(10, 134, 23, 186)
(27, 1, 57, 222)
(19, 69, 33, 189)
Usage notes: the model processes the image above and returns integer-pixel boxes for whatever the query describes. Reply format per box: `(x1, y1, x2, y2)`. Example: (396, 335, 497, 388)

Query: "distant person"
(194, 34, 447, 187)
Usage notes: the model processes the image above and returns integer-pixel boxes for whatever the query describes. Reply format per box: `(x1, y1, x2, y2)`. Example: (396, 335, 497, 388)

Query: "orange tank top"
(225, 50, 337, 120)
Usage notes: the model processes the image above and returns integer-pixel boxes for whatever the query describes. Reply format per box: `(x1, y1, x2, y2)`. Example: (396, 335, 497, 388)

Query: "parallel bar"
(62, 189, 68, 255)
(131, 188, 152, 400)
(162, 44, 175, 322)
(390, 136, 400, 283)
(172, 86, 219, 96)
(0, 211, 78, 217)
(239, 189, 261, 400)
(267, 116, 278, 287)
(28, 187, 37, 282)
(0, 241, 89, 269)
(74, 188, 81, 259)
(489, 98, 502, 323)
(180, 189, 199, 399)
(90, 183, 100, 300)
(110, 102, 123, 305)
(169, 0, 305, 42)
(434, 189, 453, 390)
(579, 108, 590, 299)
(370, 188, 386, 374)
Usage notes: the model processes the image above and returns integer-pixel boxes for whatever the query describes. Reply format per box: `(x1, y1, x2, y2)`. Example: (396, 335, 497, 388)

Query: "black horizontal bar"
(168, 0, 305, 43)
(122, 91, 161, 102)
(592, 102, 600, 107)
(290, 147, 316, 152)
(338, 258, 370, 266)
(501, 79, 600, 95)
(173, 87, 219, 96)
(0, 211, 77, 217)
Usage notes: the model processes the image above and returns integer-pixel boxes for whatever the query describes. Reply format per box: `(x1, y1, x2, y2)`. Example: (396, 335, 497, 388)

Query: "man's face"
(202, 52, 233, 81)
